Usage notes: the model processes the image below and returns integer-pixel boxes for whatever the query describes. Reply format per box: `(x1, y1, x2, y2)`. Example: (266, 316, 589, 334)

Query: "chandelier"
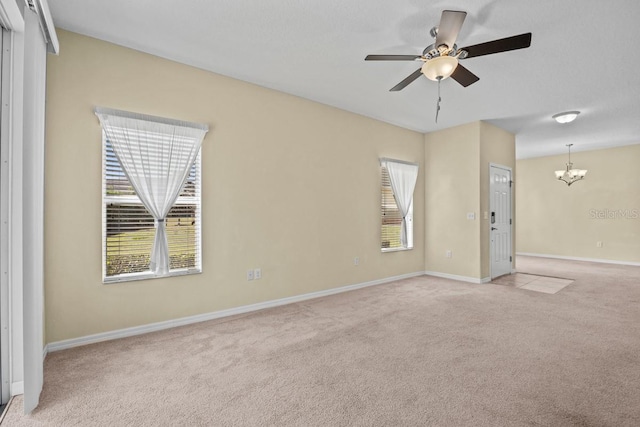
(555, 144, 587, 186)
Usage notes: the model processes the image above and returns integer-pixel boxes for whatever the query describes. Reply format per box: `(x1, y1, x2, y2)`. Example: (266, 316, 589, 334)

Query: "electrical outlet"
(254, 268, 262, 279)
(467, 212, 475, 220)
(446, 250, 452, 258)
(354, 257, 359, 266)
(247, 270, 254, 281)
(597, 241, 603, 248)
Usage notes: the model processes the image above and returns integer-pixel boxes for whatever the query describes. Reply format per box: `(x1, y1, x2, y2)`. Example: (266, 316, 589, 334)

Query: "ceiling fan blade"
(365, 54, 421, 61)
(450, 64, 479, 87)
(435, 10, 467, 50)
(461, 32, 532, 59)
(390, 68, 423, 91)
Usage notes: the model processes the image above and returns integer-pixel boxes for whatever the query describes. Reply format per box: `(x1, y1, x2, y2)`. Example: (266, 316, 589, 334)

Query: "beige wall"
(424, 121, 515, 280)
(424, 122, 481, 278)
(44, 30, 425, 343)
(516, 144, 640, 263)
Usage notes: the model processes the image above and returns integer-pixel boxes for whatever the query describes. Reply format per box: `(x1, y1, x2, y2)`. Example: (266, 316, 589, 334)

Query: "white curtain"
(384, 160, 419, 247)
(95, 107, 208, 275)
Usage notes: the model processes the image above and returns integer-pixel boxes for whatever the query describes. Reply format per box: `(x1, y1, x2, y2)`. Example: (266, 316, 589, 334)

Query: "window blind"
(381, 165, 402, 249)
(103, 139, 201, 280)
(380, 163, 414, 250)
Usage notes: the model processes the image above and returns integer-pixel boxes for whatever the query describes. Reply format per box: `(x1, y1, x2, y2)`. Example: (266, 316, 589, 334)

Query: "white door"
(490, 165, 512, 279)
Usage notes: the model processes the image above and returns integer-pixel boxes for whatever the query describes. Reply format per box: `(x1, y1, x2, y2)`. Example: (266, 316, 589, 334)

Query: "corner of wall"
(424, 122, 482, 279)
(422, 122, 516, 280)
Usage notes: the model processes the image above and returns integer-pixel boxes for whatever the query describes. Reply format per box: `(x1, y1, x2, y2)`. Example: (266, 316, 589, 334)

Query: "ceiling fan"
(365, 10, 532, 92)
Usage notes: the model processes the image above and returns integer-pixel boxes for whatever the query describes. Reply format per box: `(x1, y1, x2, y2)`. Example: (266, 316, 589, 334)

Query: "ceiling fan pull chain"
(435, 76, 442, 123)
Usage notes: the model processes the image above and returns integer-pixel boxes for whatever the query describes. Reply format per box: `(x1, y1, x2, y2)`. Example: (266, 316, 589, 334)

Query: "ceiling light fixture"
(555, 144, 587, 186)
(552, 111, 580, 124)
(421, 56, 459, 81)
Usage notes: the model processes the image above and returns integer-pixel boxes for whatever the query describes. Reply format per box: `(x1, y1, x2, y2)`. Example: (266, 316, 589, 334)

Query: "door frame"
(0, 26, 6, 405)
(0, 25, 10, 406)
(489, 163, 514, 279)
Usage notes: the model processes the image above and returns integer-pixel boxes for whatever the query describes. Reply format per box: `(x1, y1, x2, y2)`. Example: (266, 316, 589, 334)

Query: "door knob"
(491, 227, 497, 231)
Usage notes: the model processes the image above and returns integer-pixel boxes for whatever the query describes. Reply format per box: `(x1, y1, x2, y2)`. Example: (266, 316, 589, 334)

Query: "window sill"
(103, 268, 201, 284)
(381, 247, 413, 253)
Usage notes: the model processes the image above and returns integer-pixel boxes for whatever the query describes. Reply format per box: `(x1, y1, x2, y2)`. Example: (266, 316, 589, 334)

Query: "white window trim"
(103, 267, 202, 284)
(101, 137, 202, 284)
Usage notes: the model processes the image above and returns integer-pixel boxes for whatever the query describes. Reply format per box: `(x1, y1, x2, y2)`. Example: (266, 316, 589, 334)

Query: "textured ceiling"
(48, 0, 640, 158)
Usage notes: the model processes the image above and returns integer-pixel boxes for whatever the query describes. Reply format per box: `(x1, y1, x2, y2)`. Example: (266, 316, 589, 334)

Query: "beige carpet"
(3, 256, 640, 426)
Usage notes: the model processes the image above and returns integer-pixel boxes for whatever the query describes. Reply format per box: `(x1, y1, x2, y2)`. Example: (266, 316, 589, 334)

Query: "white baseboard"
(516, 252, 640, 267)
(425, 271, 490, 284)
(47, 271, 426, 353)
(11, 381, 23, 396)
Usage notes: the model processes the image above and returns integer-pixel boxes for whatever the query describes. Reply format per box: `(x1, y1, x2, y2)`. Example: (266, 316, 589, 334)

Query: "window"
(103, 142, 201, 281)
(380, 159, 418, 251)
(98, 108, 207, 283)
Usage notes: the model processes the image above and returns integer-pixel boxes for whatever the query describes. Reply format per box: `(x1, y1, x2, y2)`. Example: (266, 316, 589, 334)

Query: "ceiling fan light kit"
(365, 10, 532, 122)
(552, 111, 580, 124)
(421, 55, 458, 81)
